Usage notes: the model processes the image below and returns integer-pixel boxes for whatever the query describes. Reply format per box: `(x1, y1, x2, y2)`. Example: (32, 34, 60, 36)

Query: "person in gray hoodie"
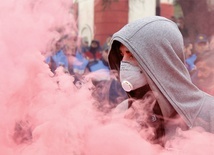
(108, 16, 214, 145)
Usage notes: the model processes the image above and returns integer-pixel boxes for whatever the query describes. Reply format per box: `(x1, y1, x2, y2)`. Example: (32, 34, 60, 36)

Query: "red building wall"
(94, 0, 128, 45)
(160, 3, 174, 19)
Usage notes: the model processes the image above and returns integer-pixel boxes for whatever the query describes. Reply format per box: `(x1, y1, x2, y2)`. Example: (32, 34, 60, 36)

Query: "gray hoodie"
(108, 16, 214, 135)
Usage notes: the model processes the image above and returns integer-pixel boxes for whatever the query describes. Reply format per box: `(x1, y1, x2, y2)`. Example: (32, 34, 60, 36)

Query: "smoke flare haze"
(1, 0, 214, 155)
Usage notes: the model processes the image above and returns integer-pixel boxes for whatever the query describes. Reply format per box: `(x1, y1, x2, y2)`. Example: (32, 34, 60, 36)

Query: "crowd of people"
(183, 33, 214, 95)
(44, 29, 127, 113)
(43, 16, 214, 146)
(171, 16, 214, 96)
(108, 16, 214, 146)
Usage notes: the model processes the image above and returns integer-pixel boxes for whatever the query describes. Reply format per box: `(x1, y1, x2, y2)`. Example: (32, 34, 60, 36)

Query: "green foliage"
(173, 0, 179, 5)
(174, 1, 183, 18)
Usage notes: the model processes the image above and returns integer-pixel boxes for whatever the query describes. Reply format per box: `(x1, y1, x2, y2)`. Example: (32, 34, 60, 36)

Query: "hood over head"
(108, 16, 204, 128)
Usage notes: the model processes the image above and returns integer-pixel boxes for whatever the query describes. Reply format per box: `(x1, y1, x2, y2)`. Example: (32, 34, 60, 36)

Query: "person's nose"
(122, 53, 130, 62)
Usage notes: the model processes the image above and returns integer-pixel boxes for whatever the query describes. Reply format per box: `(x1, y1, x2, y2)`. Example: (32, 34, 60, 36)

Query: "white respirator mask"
(120, 61, 148, 92)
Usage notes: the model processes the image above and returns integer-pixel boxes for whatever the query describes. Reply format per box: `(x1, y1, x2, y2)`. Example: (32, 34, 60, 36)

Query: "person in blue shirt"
(45, 37, 69, 73)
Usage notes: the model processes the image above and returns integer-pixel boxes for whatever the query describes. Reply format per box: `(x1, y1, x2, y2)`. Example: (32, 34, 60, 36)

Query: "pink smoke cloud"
(1, 0, 214, 155)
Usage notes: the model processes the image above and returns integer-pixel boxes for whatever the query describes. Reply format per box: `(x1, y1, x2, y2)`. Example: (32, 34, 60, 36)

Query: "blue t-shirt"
(72, 52, 89, 74)
(88, 60, 109, 72)
(45, 50, 68, 70)
(185, 54, 197, 71)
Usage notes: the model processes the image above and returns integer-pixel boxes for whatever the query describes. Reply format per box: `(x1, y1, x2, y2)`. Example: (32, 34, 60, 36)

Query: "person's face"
(196, 61, 213, 82)
(195, 42, 209, 54)
(91, 42, 98, 48)
(55, 41, 63, 52)
(83, 41, 89, 47)
(102, 49, 108, 63)
(119, 44, 148, 92)
(64, 36, 78, 56)
(119, 44, 137, 64)
(184, 43, 193, 58)
(209, 36, 214, 50)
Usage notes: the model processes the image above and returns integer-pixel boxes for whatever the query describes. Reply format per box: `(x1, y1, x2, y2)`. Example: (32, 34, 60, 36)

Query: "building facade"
(76, 0, 174, 45)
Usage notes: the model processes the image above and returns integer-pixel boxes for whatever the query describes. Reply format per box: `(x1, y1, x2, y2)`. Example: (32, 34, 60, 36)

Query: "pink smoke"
(1, 0, 214, 155)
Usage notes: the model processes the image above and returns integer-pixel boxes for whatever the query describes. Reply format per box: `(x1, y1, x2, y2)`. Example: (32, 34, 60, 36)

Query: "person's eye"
(119, 50, 124, 57)
(129, 55, 134, 59)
